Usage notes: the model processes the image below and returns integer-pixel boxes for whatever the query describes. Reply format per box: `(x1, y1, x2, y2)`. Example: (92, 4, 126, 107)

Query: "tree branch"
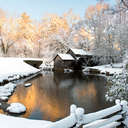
(121, 0, 128, 8)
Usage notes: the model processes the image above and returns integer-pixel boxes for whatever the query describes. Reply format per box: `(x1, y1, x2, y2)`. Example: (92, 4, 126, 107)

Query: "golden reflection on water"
(1, 73, 112, 121)
(8, 81, 98, 121)
(8, 85, 37, 118)
(0, 109, 4, 114)
(73, 83, 97, 100)
(8, 82, 66, 121)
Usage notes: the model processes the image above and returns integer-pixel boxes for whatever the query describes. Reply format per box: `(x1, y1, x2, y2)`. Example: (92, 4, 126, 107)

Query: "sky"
(0, 0, 116, 20)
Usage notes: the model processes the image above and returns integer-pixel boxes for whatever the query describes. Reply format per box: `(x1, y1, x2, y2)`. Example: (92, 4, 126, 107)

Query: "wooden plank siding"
(53, 55, 74, 71)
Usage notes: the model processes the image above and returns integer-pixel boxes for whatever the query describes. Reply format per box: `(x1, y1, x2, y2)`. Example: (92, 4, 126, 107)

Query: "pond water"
(2, 72, 114, 121)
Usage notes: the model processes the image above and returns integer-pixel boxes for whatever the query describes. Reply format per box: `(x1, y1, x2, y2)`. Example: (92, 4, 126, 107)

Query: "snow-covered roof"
(58, 54, 75, 60)
(70, 48, 93, 56)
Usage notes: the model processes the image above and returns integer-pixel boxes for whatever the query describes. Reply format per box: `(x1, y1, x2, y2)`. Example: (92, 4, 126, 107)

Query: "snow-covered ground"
(0, 58, 54, 128)
(0, 57, 40, 101)
(0, 113, 53, 128)
(7, 103, 26, 114)
(0, 82, 16, 101)
(83, 63, 123, 75)
(0, 104, 85, 128)
(0, 57, 40, 83)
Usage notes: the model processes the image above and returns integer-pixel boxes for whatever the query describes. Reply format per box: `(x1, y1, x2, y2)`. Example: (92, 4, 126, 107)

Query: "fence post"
(120, 100, 128, 127)
(74, 107, 85, 128)
(46, 104, 85, 128)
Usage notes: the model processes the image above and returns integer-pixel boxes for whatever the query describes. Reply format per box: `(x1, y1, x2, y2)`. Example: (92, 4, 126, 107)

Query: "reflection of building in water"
(53, 72, 75, 89)
(72, 83, 97, 100)
(71, 83, 98, 110)
(71, 75, 112, 113)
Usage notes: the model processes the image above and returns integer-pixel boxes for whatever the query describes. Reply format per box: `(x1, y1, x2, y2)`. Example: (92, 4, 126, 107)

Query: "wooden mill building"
(53, 53, 75, 71)
(53, 48, 97, 71)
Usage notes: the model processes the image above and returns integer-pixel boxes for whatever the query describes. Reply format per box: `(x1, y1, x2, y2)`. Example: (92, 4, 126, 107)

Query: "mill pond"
(0, 71, 113, 122)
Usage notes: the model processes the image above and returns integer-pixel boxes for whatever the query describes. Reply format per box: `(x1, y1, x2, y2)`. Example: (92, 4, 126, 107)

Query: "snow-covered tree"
(106, 51, 128, 101)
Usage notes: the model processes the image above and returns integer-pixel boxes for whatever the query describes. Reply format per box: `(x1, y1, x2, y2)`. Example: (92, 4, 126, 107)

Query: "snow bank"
(83, 63, 123, 75)
(0, 113, 52, 128)
(0, 57, 40, 83)
(0, 83, 16, 101)
(7, 103, 26, 114)
(24, 83, 32, 87)
(111, 63, 123, 68)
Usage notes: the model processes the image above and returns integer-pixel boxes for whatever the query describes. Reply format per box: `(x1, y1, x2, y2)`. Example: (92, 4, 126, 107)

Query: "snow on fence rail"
(47, 99, 128, 128)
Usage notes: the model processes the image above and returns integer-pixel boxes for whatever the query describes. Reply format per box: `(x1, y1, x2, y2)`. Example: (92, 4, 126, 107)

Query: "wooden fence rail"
(46, 99, 128, 128)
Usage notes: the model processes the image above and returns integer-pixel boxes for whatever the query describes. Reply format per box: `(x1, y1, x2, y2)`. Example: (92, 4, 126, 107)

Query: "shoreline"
(0, 71, 41, 86)
(83, 63, 123, 76)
